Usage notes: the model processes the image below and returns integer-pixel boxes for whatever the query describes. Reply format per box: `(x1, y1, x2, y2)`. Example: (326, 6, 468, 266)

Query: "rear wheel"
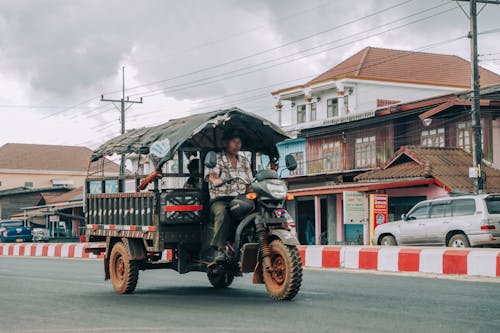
(262, 240, 302, 301)
(448, 234, 470, 248)
(380, 235, 397, 246)
(207, 269, 234, 288)
(109, 242, 139, 294)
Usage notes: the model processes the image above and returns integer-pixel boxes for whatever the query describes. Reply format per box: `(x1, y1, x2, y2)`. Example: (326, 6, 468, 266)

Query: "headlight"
(266, 183, 287, 199)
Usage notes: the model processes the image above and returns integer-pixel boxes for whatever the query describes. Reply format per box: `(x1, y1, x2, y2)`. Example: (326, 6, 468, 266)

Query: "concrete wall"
(353, 81, 456, 114)
(493, 119, 500, 169)
(283, 80, 460, 128)
(0, 172, 85, 191)
(384, 184, 448, 200)
(0, 192, 43, 219)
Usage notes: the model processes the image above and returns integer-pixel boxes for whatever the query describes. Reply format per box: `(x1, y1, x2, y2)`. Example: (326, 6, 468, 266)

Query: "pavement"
(0, 257, 499, 333)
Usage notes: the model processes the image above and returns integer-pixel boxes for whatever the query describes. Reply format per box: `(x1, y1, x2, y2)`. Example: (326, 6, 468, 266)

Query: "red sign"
(369, 194, 388, 244)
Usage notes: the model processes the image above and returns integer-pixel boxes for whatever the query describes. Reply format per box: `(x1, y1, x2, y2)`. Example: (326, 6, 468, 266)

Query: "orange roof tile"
(0, 143, 119, 173)
(273, 47, 500, 95)
(355, 146, 500, 193)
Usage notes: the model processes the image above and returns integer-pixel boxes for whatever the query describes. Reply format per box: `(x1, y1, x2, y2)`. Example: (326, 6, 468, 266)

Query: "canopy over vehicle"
(91, 107, 289, 169)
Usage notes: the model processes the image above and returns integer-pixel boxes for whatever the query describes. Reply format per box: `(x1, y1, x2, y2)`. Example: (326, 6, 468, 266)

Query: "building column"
(327, 194, 337, 245)
(314, 195, 321, 245)
(336, 194, 343, 242)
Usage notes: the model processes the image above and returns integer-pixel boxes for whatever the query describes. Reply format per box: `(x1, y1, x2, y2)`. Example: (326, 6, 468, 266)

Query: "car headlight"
(266, 183, 287, 199)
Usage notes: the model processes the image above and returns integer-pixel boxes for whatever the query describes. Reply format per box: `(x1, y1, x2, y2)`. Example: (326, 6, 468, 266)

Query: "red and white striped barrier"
(0, 243, 105, 259)
(297, 246, 500, 278)
(2, 243, 499, 278)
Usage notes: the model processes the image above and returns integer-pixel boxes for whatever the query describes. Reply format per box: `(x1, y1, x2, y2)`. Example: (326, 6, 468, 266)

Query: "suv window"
(430, 202, 449, 218)
(485, 196, 500, 214)
(0, 221, 23, 228)
(407, 204, 429, 220)
(451, 199, 476, 216)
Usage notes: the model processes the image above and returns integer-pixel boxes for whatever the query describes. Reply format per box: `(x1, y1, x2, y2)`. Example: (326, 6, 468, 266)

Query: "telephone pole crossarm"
(100, 67, 143, 181)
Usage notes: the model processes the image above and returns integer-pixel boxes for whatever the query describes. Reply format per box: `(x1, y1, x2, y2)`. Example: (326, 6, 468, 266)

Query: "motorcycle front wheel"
(262, 239, 303, 301)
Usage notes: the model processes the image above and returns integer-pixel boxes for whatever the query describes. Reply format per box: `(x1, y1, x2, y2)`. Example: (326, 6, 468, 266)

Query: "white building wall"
(282, 80, 463, 130)
(353, 82, 459, 114)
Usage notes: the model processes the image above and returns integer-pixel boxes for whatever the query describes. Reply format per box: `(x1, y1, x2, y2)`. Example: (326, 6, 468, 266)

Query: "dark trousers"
(210, 199, 234, 250)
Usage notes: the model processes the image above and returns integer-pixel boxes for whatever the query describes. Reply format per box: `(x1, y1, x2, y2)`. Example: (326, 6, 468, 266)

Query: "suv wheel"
(448, 234, 470, 248)
(380, 235, 397, 246)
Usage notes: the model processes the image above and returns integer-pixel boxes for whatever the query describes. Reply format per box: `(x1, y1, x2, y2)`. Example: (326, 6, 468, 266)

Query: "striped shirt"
(205, 151, 253, 200)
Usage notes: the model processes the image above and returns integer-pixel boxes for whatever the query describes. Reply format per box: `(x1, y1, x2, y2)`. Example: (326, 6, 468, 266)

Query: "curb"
(0, 243, 105, 259)
(297, 245, 500, 278)
(2, 243, 499, 278)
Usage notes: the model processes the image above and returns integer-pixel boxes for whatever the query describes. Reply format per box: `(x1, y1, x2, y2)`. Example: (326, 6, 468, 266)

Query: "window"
(457, 121, 471, 152)
(343, 95, 349, 113)
(290, 152, 304, 177)
(457, 121, 484, 153)
(421, 128, 445, 147)
(407, 204, 429, 220)
(451, 199, 476, 216)
(297, 105, 306, 124)
(355, 136, 376, 168)
(310, 102, 317, 122)
(327, 98, 338, 118)
(322, 141, 341, 172)
(430, 203, 449, 218)
(485, 196, 500, 214)
(24, 181, 33, 188)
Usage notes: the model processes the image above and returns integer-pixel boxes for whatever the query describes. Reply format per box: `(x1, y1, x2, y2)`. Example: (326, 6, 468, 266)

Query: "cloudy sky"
(0, 0, 499, 149)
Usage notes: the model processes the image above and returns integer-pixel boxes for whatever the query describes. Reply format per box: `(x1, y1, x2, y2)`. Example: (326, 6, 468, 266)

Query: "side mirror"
(285, 154, 297, 171)
(401, 214, 407, 221)
(204, 151, 217, 169)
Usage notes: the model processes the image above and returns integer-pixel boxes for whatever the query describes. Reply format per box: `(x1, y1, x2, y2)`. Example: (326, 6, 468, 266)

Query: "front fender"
(269, 229, 300, 246)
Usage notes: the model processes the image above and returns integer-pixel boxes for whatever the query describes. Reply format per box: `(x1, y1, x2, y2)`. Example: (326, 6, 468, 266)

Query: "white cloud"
(0, 0, 499, 148)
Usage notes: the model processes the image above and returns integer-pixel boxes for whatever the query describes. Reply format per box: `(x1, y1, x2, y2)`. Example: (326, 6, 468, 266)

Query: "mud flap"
(269, 229, 300, 246)
(104, 258, 110, 281)
(123, 238, 147, 261)
(252, 261, 264, 284)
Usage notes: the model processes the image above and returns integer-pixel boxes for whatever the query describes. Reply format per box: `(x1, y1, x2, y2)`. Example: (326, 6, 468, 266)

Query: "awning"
(289, 179, 435, 197)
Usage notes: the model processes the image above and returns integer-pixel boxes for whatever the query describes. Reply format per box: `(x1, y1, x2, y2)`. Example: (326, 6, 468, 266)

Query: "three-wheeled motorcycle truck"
(85, 108, 302, 300)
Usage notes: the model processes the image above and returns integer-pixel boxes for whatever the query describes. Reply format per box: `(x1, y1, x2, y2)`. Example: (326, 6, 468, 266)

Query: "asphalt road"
(0, 257, 499, 333)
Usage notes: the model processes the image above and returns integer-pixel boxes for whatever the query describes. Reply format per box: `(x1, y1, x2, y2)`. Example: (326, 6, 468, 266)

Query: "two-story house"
(0, 143, 119, 219)
(272, 47, 500, 246)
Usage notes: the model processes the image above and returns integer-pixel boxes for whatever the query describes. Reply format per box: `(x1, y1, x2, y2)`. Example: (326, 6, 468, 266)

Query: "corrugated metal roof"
(91, 108, 289, 165)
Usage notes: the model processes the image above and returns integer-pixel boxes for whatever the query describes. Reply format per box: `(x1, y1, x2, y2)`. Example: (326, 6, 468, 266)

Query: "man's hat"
(222, 128, 243, 141)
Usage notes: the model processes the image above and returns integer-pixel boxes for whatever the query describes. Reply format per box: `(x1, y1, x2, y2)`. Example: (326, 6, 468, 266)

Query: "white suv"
(373, 194, 500, 247)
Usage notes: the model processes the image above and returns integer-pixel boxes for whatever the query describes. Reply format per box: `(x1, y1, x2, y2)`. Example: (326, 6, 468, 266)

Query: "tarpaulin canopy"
(91, 108, 289, 166)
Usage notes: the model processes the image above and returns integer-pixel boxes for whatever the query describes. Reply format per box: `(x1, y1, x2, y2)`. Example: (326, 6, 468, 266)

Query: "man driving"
(205, 129, 253, 263)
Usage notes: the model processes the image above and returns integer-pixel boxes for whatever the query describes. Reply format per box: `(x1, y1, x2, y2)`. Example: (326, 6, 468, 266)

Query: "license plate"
(16, 238, 23, 243)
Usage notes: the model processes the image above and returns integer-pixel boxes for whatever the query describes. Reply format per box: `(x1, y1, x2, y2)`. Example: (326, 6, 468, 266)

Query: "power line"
(36, 0, 438, 121)
(131, 3, 458, 100)
(122, 0, 415, 95)
(85, 33, 469, 137)
(129, 0, 337, 66)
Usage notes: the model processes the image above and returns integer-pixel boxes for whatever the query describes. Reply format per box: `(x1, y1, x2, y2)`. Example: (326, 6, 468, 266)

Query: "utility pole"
(101, 66, 143, 181)
(456, 0, 499, 193)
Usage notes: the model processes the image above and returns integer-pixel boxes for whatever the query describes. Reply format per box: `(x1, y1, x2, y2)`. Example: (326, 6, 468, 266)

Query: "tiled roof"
(0, 186, 70, 198)
(273, 47, 500, 95)
(36, 187, 83, 205)
(355, 146, 500, 193)
(0, 143, 119, 173)
(45, 187, 83, 204)
(308, 47, 500, 87)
